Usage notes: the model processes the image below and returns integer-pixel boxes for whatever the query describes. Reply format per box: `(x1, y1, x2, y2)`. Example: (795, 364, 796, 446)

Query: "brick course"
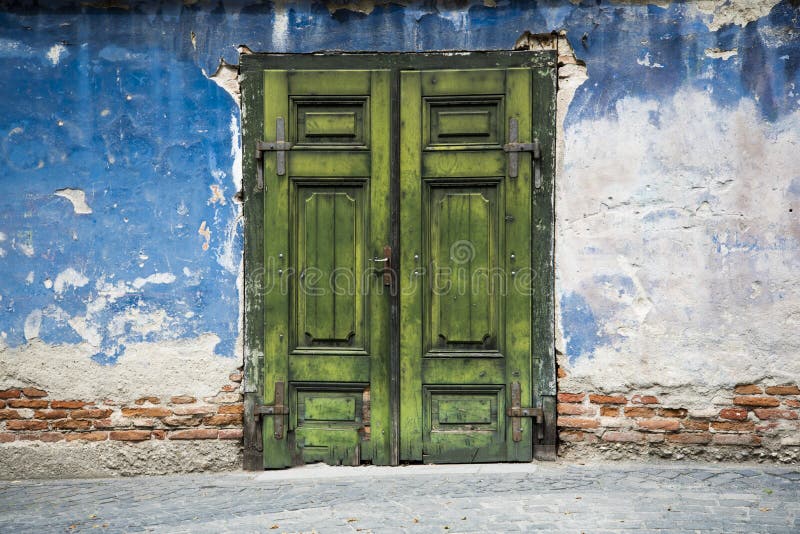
(0, 375, 244, 445)
(557, 381, 799, 456)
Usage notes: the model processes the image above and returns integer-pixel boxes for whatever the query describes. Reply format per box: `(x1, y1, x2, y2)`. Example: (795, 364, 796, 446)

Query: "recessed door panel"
(294, 186, 364, 350)
(427, 186, 500, 353)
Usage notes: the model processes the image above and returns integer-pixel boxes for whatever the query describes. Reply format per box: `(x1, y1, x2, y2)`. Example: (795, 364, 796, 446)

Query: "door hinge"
(253, 380, 289, 439)
(503, 118, 542, 187)
(254, 117, 290, 191)
(506, 381, 544, 442)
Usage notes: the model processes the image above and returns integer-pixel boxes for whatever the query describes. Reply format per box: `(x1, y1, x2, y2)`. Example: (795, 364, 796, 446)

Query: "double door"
(241, 53, 556, 468)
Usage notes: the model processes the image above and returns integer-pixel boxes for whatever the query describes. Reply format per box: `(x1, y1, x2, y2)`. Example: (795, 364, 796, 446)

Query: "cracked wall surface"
(0, 0, 798, 473)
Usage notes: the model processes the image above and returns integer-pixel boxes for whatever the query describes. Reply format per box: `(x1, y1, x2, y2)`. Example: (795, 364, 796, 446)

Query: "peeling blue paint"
(0, 0, 797, 364)
(560, 292, 607, 364)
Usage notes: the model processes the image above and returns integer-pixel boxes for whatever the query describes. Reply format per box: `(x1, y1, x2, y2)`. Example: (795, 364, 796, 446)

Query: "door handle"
(255, 117, 290, 191)
(368, 245, 392, 286)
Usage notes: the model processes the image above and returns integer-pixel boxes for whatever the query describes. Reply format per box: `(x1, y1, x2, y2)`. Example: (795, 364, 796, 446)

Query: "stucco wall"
(0, 0, 798, 475)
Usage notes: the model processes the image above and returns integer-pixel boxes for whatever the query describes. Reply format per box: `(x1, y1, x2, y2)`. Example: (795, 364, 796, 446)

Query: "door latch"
(368, 245, 392, 286)
(255, 117, 291, 191)
(503, 118, 542, 187)
(506, 381, 544, 442)
(253, 380, 289, 439)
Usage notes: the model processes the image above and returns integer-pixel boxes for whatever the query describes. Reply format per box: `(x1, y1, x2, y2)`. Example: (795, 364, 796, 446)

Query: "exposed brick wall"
(556, 382, 800, 458)
(0, 372, 243, 445)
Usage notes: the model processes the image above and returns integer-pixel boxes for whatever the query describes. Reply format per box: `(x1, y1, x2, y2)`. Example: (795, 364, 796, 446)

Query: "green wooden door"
(260, 69, 393, 467)
(399, 68, 537, 462)
(247, 55, 556, 469)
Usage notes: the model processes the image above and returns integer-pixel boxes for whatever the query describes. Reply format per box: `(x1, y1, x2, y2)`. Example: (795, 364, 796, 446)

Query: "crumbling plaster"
(0, 0, 798, 426)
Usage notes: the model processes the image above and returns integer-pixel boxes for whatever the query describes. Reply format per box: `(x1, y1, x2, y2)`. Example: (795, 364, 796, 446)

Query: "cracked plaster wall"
(0, 0, 798, 433)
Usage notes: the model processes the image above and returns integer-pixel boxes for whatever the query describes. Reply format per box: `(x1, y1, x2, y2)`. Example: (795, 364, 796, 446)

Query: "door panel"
(262, 69, 392, 467)
(400, 68, 534, 463)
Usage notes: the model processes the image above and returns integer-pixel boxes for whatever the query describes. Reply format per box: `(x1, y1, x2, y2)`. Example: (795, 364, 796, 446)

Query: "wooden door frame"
(240, 51, 556, 470)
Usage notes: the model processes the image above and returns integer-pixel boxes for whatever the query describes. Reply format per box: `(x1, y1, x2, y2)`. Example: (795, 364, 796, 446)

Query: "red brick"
(18, 432, 64, 442)
(631, 395, 659, 404)
(0, 400, 4, 408)
(204, 414, 242, 426)
(121, 407, 171, 418)
(171, 405, 215, 416)
(557, 403, 588, 415)
(220, 385, 238, 392)
(132, 418, 157, 428)
(110, 430, 151, 441)
(6, 420, 48, 431)
(71, 409, 113, 419)
(152, 430, 166, 440)
(719, 408, 748, 420)
(34, 409, 69, 419)
(163, 415, 203, 427)
(734, 396, 780, 407)
(646, 434, 665, 443)
(219, 428, 243, 440)
(65, 432, 108, 442)
(134, 396, 161, 405)
(0, 433, 15, 443)
(218, 404, 244, 415)
(638, 419, 680, 431)
(713, 434, 761, 446)
(682, 420, 710, 431)
(22, 387, 48, 398)
(557, 417, 599, 429)
(170, 395, 196, 404)
(51, 419, 92, 430)
(659, 408, 688, 418)
(0, 409, 21, 420)
(0, 389, 21, 399)
(556, 392, 584, 403)
(8, 399, 48, 409)
(600, 406, 619, 417)
(589, 394, 626, 405)
(556, 367, 567, 379)
(602, 431, 644, 443)
(205, 392, 242, 404)
(666, 433, 712, 444)
(753, 409, 798, 420)
(168, 429, 218, 440)
(229, 372, 243, 383)
(92, 418, 115, 429)
(785, 399, 800, 408)
(765, 385, 800, 395)
(734, 384, 762, 394)
(559, 430, 586, 442)
(711, 421, 755, 432)
(624, 407, 655, 418)
(50, 400, 87, 409)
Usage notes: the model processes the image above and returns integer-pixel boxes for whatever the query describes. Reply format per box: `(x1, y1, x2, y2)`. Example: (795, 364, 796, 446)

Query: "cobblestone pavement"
(1, 462, 798, 533)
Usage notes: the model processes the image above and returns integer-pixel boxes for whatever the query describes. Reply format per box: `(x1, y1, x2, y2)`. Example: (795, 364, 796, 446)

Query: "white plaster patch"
(0, 335, 235, 401)
(636, 52, 663, 69)
(25, 271, 34, 284)
(23, 310, 42, 340)
(46, 43, 68, 66)
(694, 0, 782, 32)
(557, 88, 800, 396)
(132, 272, 176, 289)
(54, 188, 93, 214)
(53, 268, 89, 294)
(704, 47, 738, 60)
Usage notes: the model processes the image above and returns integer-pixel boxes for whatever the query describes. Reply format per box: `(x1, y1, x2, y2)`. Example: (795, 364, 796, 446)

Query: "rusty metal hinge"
(253, 380, 288, 439)
(503, 118, 542, 187)
(507, 381, 544, 442)
(254, 117, 290, 191)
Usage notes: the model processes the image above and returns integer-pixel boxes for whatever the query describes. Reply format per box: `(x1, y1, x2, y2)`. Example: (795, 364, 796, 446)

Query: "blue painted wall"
(0, 1, 797, 365)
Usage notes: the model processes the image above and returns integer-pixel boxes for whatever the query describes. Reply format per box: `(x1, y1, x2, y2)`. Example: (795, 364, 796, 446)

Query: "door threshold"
(246, 462, 552, 482)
